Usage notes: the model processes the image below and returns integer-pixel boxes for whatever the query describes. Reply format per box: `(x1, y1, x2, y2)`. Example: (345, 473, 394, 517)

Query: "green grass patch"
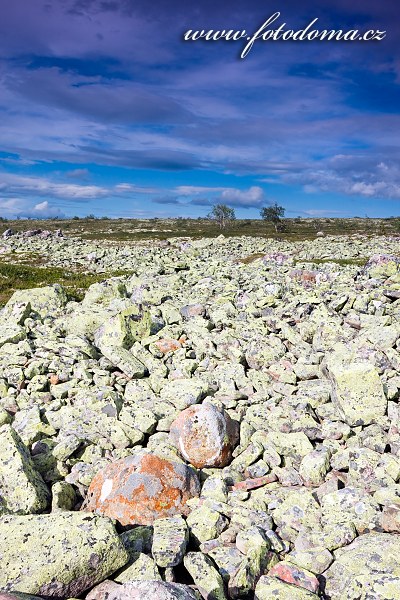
(294, 257, 367, 267)
(0, 262, 131, 306)
(238, 253, 266, 264)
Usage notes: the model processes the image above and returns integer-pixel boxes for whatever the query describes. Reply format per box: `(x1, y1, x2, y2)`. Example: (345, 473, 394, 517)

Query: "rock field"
(1, 229, 400, 599)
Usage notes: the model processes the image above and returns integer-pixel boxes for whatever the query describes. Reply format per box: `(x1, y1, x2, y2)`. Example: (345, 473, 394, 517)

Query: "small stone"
(154, 338, 182, 354)
(51, 481, 76, 512)
(170, 403, 239, 468)
(84, 452, 200, 525)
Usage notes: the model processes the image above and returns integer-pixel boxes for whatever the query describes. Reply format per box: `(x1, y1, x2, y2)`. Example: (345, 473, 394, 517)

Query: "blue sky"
(0, 0, 399, 219)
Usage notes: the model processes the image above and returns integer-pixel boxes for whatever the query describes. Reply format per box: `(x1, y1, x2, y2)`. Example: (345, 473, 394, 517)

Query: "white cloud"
(220, 186, 265, 207)
(174, 185, 267, 208)
(0, 197, 65, 218)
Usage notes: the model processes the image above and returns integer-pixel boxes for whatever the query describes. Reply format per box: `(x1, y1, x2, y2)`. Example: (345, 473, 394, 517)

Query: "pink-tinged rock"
(381, 506, 400, 532)
(170, 403, 239, 469)
(289, 270, 317, 286)
(86, 580, 199, 600)
(180, 304, 205, 319)
(229, 473, 278, 491)
(268, 562, 319, 594)
(83, 453, 200, 526)
(154, 338, 183, 354)
(262, 252, 293, 266)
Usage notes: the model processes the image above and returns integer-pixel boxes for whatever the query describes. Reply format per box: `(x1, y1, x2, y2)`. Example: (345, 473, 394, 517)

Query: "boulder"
(84, 452, 200, 525)
(0, 512, 129, 596)
(170, 403, 239, 468)
(4, 285, 67, 318)
(323, 533, 400, 599)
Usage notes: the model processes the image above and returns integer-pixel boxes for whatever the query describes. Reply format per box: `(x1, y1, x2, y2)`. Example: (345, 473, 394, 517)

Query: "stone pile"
(1, 233, 400, 599)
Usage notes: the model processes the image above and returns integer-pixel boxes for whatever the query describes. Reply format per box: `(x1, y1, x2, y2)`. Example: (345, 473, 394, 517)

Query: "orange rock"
(49, 374, 59, 385)
(170, 403, 239, 469)
(83, 453, 200, 526)
(154, 338, 182, 354)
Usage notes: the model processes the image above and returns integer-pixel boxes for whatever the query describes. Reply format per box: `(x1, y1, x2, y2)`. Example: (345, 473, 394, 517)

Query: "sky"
(0, 0, 399, 219)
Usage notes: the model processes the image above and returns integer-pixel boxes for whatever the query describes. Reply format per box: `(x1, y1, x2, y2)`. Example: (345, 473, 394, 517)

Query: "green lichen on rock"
(0, 424, 50, 514)
(324, 533, 400, 599)
(4, 285, 67, 318)
(152, 515, 188, 567)
(113, 552, 161, 583)
(326, 358, 387, 426)
(0, 512, 129, 596)
(255, 575, 319, 599)
(184, 552, 227, 600)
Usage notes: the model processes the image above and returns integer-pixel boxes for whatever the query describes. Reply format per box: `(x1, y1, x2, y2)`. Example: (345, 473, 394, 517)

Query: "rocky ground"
(1, 229, 400, 599)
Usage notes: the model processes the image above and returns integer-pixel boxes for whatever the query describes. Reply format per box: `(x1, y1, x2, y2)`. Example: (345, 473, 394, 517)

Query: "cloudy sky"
(0, 0, 399, 219)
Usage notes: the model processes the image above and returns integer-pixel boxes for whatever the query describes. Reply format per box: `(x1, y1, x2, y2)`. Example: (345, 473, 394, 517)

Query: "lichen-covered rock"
(160, 379, 207, 410)
(326, 359, 386, 426)
(86, 579, 200, 600)
(94, 306, 152, 350)
(286, 547, 333, 575)
(323, 533, 400, 599)
(51, 481, 76, 512)
(170, 403, 239, 468)
(364, 254, 400, 279)
(152, 515, 189, 567)
(299, 447, 331, 486)
(184, 552, 227, 600)
(84, 452, 200, 525)
(0, 512, 129, 596)
(114, 553, 161, 583)
(255, 575, 319, 599)
(4, 285, 67, 318)
(0, 425, 50, 514)
(320, 486, 381, 533)
(187, 505, 229, 545)
(271, 489, 321, 533)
